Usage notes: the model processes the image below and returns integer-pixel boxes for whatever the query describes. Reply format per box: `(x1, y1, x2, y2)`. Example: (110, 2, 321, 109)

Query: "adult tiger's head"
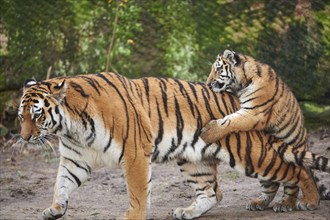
(206, 50, 247, 94)
(18, 79, 67, 144)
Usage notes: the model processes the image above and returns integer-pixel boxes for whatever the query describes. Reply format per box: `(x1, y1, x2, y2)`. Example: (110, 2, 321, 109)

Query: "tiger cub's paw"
(296, 199, 319, 211)
(200, 120, 222, 143)
(42, 201, 68, 220)
(246, 198, 268, 211)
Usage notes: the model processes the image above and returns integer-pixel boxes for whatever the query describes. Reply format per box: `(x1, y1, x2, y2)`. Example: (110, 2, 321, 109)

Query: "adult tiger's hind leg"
(246, 180, 280, 211)
(42, 156, 91, 220)
(173, 161, 222, 220)
(296, 169, 320, 211)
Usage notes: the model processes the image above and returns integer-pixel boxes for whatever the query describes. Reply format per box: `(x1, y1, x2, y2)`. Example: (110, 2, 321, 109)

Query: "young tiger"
(18, 72, 329, 220)
(200, 49, 329, 200)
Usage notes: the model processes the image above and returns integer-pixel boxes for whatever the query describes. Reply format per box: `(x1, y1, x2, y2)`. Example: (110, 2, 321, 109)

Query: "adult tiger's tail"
(269, 138, 330, 173)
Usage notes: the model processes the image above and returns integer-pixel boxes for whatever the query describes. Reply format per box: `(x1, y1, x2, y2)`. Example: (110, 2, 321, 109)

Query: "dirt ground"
(1, 128, 329, 220)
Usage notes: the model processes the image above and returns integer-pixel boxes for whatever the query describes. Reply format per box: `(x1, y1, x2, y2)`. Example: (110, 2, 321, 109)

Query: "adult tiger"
(200, 49, 329, 205)
(18, 72, 328, 220)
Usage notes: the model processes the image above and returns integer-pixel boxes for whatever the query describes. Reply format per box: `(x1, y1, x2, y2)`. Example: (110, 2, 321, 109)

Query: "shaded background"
(0, 0, 329, 136)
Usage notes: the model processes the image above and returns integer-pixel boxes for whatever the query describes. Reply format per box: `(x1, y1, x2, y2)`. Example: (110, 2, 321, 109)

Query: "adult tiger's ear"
(223, 50, 240, 66)
(23, 79, 37, 92)
(52, 80, 67, 103)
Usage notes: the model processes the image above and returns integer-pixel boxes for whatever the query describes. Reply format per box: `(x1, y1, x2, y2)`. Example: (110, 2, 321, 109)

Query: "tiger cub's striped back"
(201, 49, 329, 200)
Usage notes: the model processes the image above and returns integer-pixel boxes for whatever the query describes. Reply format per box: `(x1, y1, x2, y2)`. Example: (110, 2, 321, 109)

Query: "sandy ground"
(0, 128, 329, 220)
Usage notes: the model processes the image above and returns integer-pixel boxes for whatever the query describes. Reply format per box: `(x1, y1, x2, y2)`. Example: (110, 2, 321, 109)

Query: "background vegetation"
(0, 0, 329, 133)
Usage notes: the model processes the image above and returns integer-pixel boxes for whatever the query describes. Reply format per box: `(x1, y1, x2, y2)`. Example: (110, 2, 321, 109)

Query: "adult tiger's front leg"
(121, 154, 152, 220)
(42, 156, 91, 220)
(173, 161, 222, 220)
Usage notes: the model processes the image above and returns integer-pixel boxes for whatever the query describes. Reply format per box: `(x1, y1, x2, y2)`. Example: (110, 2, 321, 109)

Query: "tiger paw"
(42, 201, 68, 220)
(273, 199, 295, 212)
(296, 199, 319, 211)
(173, 207, 198, 220)
(200, 120, 222, 143)
(173, 196, 217, 220)
(246, 199, 269, 211)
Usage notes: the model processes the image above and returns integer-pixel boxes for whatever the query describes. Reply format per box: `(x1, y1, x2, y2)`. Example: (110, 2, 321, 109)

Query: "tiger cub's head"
(206, 50, 243, 93)
(18, 79, 67, 144)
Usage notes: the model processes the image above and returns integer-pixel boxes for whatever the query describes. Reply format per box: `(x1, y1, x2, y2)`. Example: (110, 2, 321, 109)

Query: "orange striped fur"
(18, 72, 328, 219)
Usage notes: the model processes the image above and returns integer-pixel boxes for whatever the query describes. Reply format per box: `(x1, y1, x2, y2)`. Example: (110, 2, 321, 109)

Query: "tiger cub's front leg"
(201, 109, 264, 143)
(173, 161, 222, 220)
(42, 156, 91, 220)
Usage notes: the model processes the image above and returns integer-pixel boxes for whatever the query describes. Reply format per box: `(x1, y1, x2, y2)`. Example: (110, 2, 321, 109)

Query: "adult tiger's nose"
(20, 134, 32, 141)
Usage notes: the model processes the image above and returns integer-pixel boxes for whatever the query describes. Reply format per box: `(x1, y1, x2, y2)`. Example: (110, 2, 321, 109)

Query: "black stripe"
(221, 93, 229, 115)
(61, 165, 82, 186)
(82, 111, 96, 146)
(177, 160, 187, 166)
(278, 162, 292, 181)
(240, 96, 259, 105)
(142, 78, 151, 118)
(245, 132, 254, 176)
(174, 97, 184, 146)
(262, 150, 277, 177)
(225, 135, 235, 168)
(269, 159, 284, 181)
(228, 92, 239, 111)
(61, 141, 82, 155)
(235, 133, 242, 161)
(60, 175, 75, 184)
(242, 75, 280, 110)
(241, 86, 265, 99)
(196, 185, 209, 192)
(188, 82, 198, 101)
(187, 180, 198, 184)
(256, 63, 261, 77)
(190, 172, 213, 177)
(162, 138, 178, 162)
(47, 107, 56, 128)
(63, 157, 91, 174)
(152, 100, 164, 161)
(201, 88, 215, 119)
(158, 78, 169, 117)
(103, 135, 113, 153)
(53, 111, 63, 134)
(70, 81, 89, 98)
(256, 132, 265, 168)
(211, 92, 225, 117)
(191, 105, 202, 149)
(40, 81, 52, 90)
(201, 143, 213, 156)
(81, 76, 101, 95)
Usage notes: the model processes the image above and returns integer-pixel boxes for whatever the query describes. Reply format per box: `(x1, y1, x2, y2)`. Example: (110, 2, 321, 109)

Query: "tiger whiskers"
(38, 135, 57, 154)
(11, 134, 58, 156)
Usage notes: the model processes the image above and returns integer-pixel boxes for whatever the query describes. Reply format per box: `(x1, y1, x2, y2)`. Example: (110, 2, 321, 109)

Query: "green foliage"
(0, 0, 329, 105)
(301, 102, 330, 129)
